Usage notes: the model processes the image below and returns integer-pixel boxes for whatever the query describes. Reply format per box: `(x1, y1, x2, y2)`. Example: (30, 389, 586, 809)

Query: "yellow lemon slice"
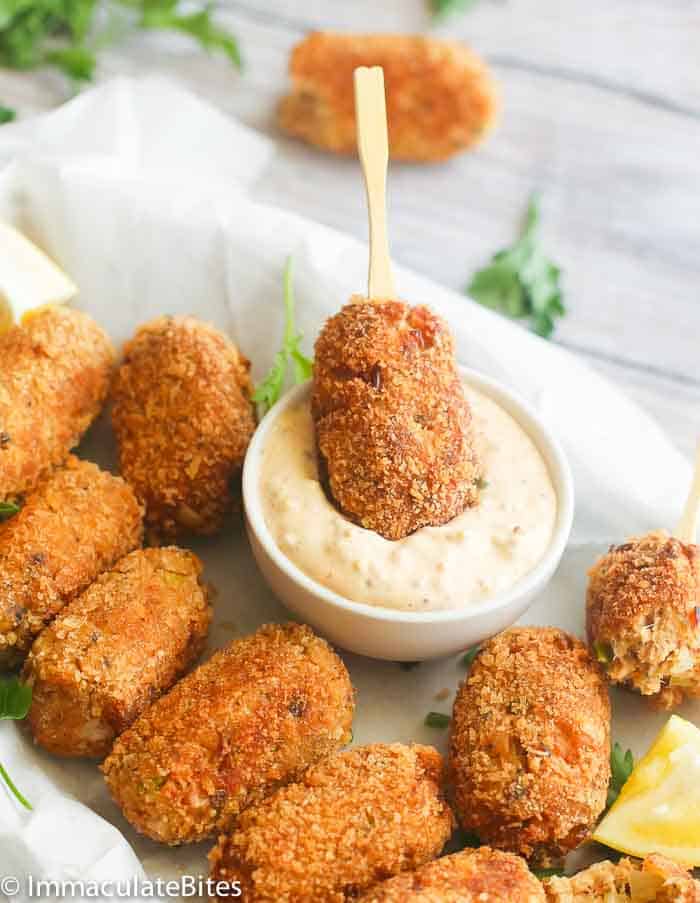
(593, 715, 700, 867)
(0, 223, 77, 333)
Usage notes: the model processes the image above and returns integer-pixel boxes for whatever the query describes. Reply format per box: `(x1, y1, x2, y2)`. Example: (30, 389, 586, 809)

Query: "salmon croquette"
(279, 33, 498, 162)
(587, 530, 700, 709)
(449, 627, 611, 865)
(0, 305, 114, 500)
(312, 298, 481, 540)
(102, 623, 354, 844)
(23, 547, 211, 758)
(0, 457, 143, 669)
(358, 847, 545, 902)
(208, 743, 454, 902)
(111, 316, 255, 538)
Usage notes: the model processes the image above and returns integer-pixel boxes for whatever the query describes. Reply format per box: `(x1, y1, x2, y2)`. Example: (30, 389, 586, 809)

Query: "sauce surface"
(260, 385, 557, 611)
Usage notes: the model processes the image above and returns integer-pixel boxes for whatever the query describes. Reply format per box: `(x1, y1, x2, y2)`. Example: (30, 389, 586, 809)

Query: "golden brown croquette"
(23, 547, 211, 758)
(357, 847, 546, 902)
(449, 627, 611, 866)
(587, 530, 700, 709)
(208, 743, 454, 902)
(278, 33, 499, 162)
(111, 316, 255, 538)
(544, 853, 700, 902)
(312, 298, 481, 540)
(0, 457, 143, 669)
(0, 305, 114, 501)
(102, 623, 354, 845)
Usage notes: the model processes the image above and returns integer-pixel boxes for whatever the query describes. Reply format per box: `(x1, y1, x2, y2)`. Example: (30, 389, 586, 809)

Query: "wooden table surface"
(3, 0, 699, 457)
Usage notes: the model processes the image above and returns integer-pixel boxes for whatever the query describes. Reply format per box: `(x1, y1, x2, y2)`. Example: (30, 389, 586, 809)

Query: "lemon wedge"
(0, 223, 77, 333)
(594, 715, 700, 867)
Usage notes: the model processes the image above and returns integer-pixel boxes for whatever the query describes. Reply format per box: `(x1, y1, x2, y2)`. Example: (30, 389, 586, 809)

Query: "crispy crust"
(544, 853, 700, 902)
(312, 298, 480, 540)
(0, 456, 143, 668)
(0, 305, 114, 500)
(357, 847, 545, 902)
(449, 627, 611, 865)
(278, 32, 499, 162)
(102, 623, 355, 845)
(208, 743, 454, 902)
(586, 530, 700, 709)
(23, 547, 211, 758)
(111, 316, 256, 538)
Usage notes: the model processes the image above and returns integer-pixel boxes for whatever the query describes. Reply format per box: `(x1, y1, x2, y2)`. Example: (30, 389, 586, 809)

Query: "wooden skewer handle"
(354, 66, 395, 300)
(676, 443, 700, 545)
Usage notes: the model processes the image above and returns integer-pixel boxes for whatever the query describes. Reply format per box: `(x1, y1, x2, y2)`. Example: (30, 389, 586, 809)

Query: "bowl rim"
(242, 365, 574, 625)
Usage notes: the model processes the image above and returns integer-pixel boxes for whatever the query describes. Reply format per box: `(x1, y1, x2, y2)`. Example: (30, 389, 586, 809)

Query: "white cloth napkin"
(0, 76, 691, 894)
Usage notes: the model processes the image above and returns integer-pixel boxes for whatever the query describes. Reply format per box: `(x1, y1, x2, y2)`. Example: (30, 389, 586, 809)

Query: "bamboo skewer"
(354, 66, 395, 300)
(676, 443, 700, 545)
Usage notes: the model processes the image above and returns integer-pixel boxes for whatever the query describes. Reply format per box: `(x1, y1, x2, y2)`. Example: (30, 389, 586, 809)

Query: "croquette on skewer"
(357, 847, 546, 902)
(312, 298, 481, 540)
(102, 623, 354, 845)
(0, 305, 114, 501)
(279, 33, 498, 162)
(111, 316, 256, 538)
(208, 743, 454, 902)
(23, 547, 211, 759)
(449, 627, 611, 866)
(0, 457, 143, 669)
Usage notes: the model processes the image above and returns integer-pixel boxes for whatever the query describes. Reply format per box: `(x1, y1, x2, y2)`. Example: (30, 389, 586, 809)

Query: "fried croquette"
(0, 457, 143, 669)
(23, 547, 211, 758)
(102, 623, 354, 845)
(312, 298, 481, 540)
(0, 305, 114, 500)
(357, 847, 545, 902)
(587, 530, 700, 709)
(208, 743, 454, 902)
(544, 853, 700, 902)
(111, 316, 255, 538)
(449, 627, 611, 865)
(278, 33, 498, 162)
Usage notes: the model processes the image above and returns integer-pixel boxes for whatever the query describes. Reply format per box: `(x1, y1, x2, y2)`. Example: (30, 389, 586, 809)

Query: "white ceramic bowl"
(243, 367, 574, 661)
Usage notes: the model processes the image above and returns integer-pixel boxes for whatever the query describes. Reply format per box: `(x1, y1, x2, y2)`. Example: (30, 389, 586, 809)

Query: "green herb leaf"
(0, 105, 16, 124)
(467, 193, 566, 339)
(607, 742, 634, 809)
(533, 867, 565, 880)
(252, 257, 313, 416)
(593, 640, 613, 666)
(0, 501, 20, 522)
(461, 646, 481, 669)
(424, 711, 451, 729)
(430, 0, 479, 19)
(140, 5, 241, 69)
(0, 677, 33, 810)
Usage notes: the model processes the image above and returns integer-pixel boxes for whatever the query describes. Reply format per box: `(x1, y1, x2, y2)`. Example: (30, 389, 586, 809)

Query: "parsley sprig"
(0, 0, 241, 89)
(467, 193, 565, 339)
(0, 501, 20, 522)
(430, 0, 479, 18)
(0, 105, 16, 125)
(0, 677, 33, 810)
(252, 257, 313, 417)
(607, 742, 634, 810)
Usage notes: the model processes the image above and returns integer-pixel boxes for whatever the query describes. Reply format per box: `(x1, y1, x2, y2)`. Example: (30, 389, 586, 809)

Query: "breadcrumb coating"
(208, 743, 454, 902)
(278, 32, 498, 162)
(0, 456, 143, 669)
(544, 853, 700, 902)
(102, 622, 354, 845)
(587, 530, 700, 709)
(23, 547, 211, 758)
(0, 305, 114, 500)
(312, 298, 481, 540)
(449, 627, 611, 865)
(111, 316, 255, 538)
(357, 846, 545, 902)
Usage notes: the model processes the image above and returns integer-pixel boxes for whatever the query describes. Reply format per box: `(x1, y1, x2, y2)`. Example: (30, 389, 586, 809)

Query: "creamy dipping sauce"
(260, 385, 557, 612)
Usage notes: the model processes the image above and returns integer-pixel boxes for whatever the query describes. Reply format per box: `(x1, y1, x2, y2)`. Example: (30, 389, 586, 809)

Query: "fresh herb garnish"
(0, 501, 20, 521)
(467, 193, 565, 339)
(0, 0, 241, 90)
(533, 867, 565, 880)
(430, 0, 479, 18)
(252, 257, 313, 417)
(0, 677, 33, 810)
(593, 640, 613, 665)
(461, 646, 480, 669)
(0, 105, 16, 125)
(607, 742, 634, 809)
(424, 711, 451, 729)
